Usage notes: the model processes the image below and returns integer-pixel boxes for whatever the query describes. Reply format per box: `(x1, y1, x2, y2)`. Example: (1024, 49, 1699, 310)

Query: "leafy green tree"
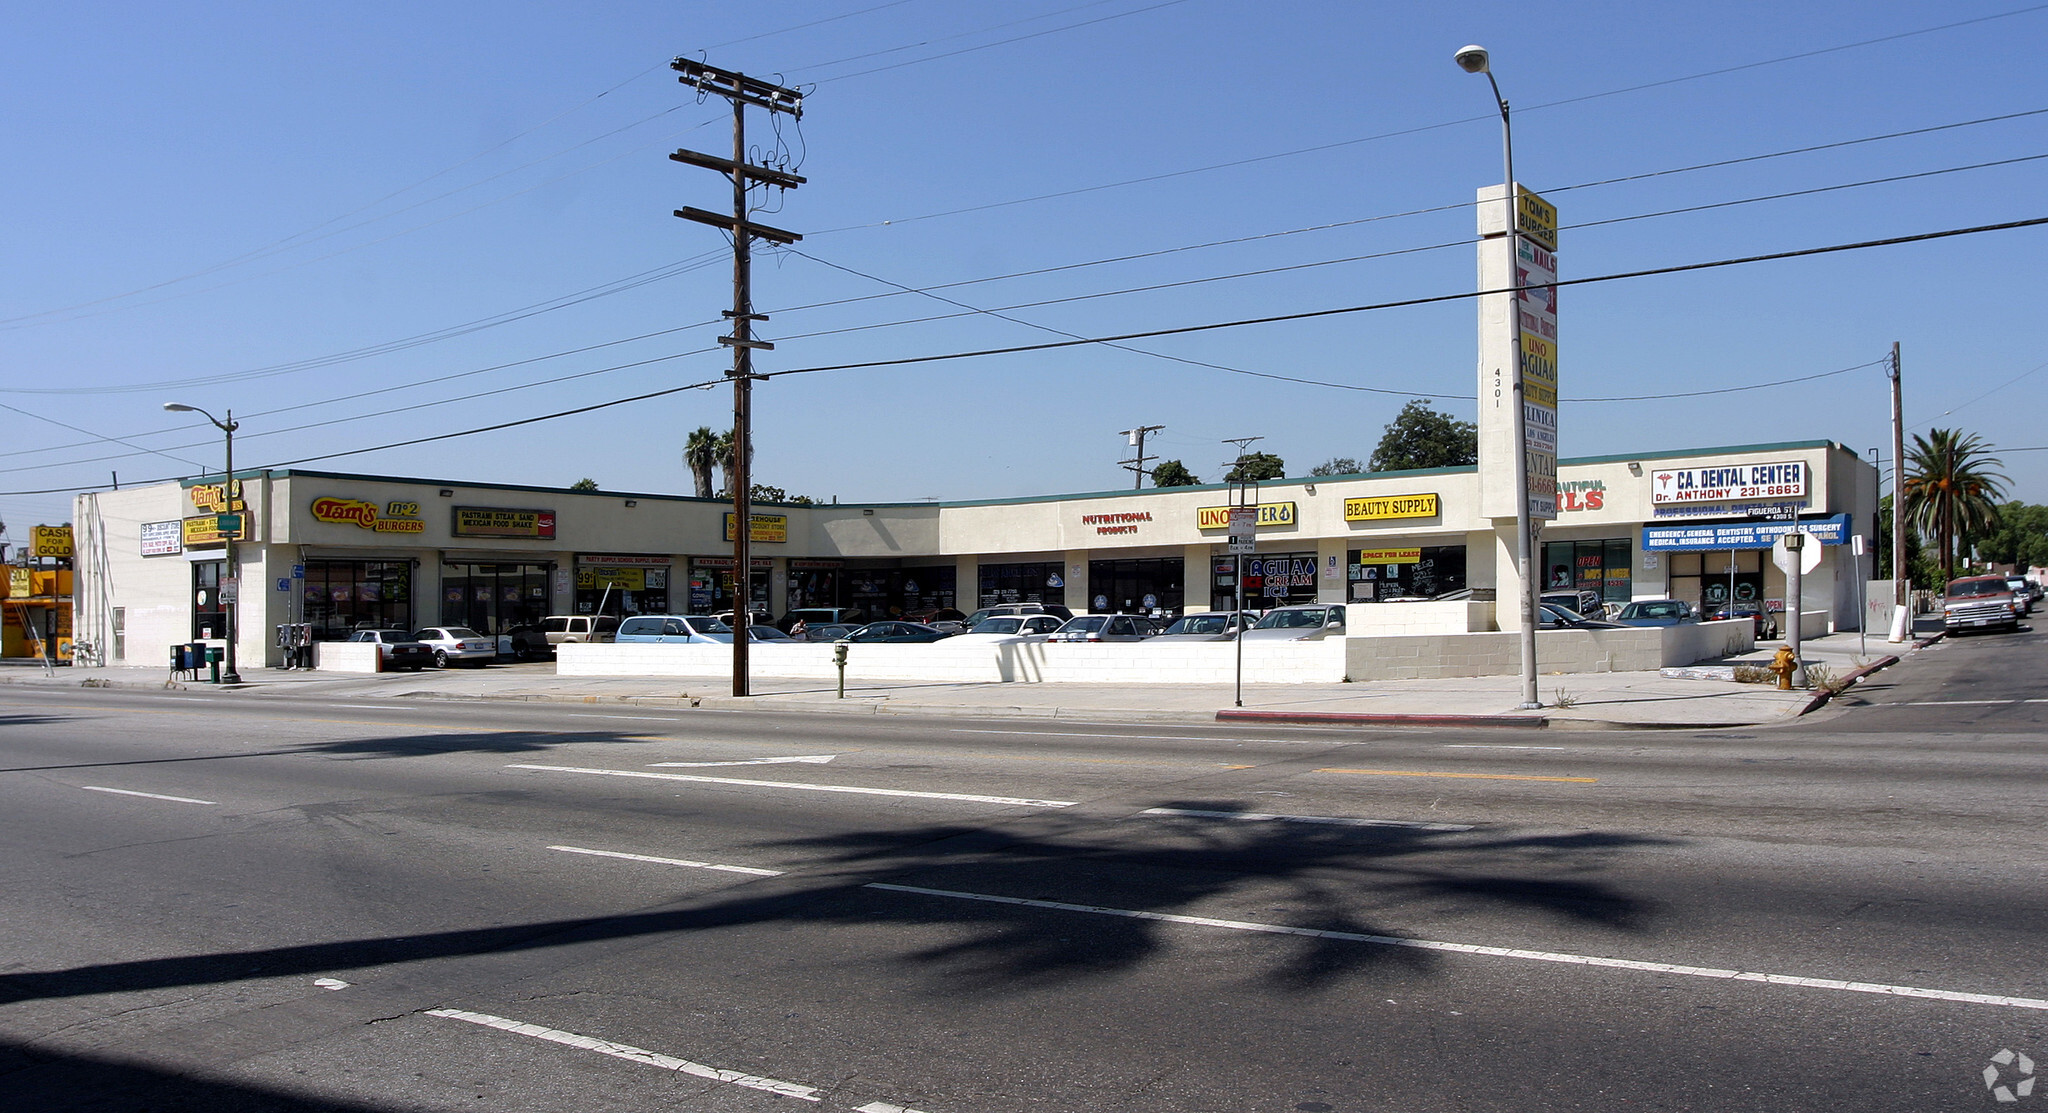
(1368, 400, 1476, 472)
(569, 478, 599, 492)
(1902, 428, 2007, 582)
(1151, 459, 1200, 487)
(1224, 452, 1285, 483)
(1309, 457, 1364, 477)
(1978, 501, 2048, 571)
(683, 426, 719, 499)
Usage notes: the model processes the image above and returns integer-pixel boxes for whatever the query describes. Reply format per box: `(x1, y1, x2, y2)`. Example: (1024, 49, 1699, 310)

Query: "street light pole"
(165, 402, 244, 684)
(1456, 44, 1540, 709)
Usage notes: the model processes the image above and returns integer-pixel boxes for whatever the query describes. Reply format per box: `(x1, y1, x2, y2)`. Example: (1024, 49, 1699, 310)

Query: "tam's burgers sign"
(311, 497, 426, 534)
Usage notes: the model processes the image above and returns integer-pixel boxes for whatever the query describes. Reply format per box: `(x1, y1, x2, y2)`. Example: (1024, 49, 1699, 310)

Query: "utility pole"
(670, 58, 804, 697)
(1887, 341, 1908, 642)
(1118, 425, 1165, 489)
(1222, 436, 1263, 709)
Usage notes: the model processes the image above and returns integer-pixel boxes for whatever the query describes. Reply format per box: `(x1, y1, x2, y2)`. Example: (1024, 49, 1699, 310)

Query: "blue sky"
(4, 1, 2045, 539)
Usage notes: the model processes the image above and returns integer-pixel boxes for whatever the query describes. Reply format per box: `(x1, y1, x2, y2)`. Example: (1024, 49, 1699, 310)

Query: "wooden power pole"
(670, 58, 805, 697)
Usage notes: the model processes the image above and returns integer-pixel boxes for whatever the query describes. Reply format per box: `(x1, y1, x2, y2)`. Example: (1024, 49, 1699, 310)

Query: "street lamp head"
(163, 402, 196, 413)
(1454, 44, 1490, 74)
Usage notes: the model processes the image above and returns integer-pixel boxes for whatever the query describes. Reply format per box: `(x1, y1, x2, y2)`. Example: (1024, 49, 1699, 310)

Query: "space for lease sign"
(1651, 460, 1808, 505)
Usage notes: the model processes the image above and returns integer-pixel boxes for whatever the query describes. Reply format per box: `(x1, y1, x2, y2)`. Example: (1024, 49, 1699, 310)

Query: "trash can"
(205, 645, 223, 683)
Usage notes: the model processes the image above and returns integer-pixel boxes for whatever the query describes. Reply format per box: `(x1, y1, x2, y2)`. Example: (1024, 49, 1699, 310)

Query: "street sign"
(1772, 531, 1822, 575)
(1227, 506, 1256, 555)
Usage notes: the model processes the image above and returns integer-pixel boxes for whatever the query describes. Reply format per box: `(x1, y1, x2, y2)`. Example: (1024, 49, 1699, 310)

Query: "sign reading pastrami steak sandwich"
(451, 506, 556, 540)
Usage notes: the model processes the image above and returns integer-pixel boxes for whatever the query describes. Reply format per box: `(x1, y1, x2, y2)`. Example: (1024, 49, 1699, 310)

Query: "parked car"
(539, 614, 619, 645)
(1538, 603, 1627, 630)
(614, 615, 733, 643)
(2003, 575, 2035, 616)
(410, 626, 498, 668)
(746, 625, 796, 642)
(1239, 604, 1347, 642)
(1943, 574, 2022, 634)
(950, 614, 1067, 643)
(903, 607, 970, 633)
(793, 622, 862, 642)
(1540, 589, 1603, 619)
(776, 607, 864, 632)
(1151, 612, 1245, 641)
(497, 624, 556, 661)
(347, 628, 434, 670)
(713, 608, 775, 630)
(963, 603, 1075, 628)
(840, 621, 952, 643)
(1613, 600, 1697, 628)
(1044, 614, 1157, 643)
(1704, 601, 1777, 639)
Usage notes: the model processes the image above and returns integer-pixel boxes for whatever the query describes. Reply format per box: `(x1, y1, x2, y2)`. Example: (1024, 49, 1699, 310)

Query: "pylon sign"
(31, 524, 73, 559)
(1476, 183, 1558, 521)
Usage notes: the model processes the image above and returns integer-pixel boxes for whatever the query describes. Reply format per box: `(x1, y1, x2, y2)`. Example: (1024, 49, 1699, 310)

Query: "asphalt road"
(1, 632, 2042, 1112)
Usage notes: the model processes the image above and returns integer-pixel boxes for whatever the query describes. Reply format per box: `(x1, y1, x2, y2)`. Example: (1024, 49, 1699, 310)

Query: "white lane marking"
(313, 978, 350, 990)
(1444, 744, 1568, 750)
(1139, 807, 1473, 832)
(506, 763, 1076, 808)
(334, 704, 407, 709)
(1876, 699, 2048, 707)
(549, 845, 783, 877)
(164, 697, 221, 702)
(857, 1104, 930, 1113)
(866, 884, 2048, 1013)
(425, 1009, 820, 1100)
(587, 714, 688, 721)
(651, 755, 838, 768)
(81, 785, 216, 805)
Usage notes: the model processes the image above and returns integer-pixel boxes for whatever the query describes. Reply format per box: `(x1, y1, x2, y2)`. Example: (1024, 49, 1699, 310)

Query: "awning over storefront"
(1642, 513, 1850, 552)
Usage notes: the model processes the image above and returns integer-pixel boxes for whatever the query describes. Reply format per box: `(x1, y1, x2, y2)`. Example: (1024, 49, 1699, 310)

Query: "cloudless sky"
(4, 1, 2045, 540)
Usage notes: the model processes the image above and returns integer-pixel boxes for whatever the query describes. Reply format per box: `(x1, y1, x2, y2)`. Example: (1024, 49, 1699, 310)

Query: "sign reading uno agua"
(1197, 503, 1296, 529)
(311, 497, 427, 533)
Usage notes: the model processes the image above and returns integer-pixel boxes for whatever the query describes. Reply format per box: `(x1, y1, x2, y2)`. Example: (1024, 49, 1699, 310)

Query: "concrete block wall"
(314, 642, 382, 673)
(558, 640, 1347, 684)
(1346, 601, 1496, 635)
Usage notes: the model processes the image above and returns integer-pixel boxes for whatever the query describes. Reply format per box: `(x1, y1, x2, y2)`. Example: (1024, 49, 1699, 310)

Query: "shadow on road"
(0, 798, 1672, 1006)
(2, 1038, 394, 1112)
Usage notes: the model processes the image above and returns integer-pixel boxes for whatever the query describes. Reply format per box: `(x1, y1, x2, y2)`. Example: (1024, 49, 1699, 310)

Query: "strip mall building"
(69, 439, 1875, 670)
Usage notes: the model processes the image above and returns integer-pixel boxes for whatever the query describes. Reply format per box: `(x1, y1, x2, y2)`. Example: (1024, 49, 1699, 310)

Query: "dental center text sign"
(1651, 460, 1809, 505)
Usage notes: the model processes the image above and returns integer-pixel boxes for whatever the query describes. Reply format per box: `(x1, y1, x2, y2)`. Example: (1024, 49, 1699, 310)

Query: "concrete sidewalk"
(1, 624, 1938, 730)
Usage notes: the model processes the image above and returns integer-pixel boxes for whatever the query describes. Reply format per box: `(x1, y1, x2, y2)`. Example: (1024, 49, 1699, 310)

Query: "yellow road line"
(1316, 767, 1597, 784)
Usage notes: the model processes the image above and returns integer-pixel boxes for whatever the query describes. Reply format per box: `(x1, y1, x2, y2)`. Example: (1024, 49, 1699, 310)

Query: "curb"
(1799, 653, 1901, 714)
(1216, 709, 1548, 729)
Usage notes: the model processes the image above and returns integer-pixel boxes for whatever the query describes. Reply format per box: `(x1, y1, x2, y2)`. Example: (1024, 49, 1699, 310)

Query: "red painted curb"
(1216, 710, 1548, 728)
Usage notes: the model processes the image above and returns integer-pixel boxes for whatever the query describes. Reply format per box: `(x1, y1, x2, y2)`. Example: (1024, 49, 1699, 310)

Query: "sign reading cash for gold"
(1344, 493, 1438, 522)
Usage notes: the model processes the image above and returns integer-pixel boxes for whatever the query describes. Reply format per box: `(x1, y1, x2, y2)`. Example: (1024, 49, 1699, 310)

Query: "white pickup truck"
(539, 614, 619, 644)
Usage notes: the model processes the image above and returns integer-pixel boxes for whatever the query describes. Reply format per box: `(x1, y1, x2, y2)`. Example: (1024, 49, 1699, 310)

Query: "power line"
(1569, 359, 1888, 402)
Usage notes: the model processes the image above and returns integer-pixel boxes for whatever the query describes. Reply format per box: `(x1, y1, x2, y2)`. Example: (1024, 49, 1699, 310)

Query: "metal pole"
(220, 410, 243, 684)
(1786, 531, 1806, 686)
(1889, 341, 1908, 641)
(1487, 72, 1541, 709)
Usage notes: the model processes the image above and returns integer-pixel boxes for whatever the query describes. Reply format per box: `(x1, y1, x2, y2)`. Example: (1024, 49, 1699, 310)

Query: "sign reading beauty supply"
(451, 506, 556, 539)
(1344, 493, 1439, 522)
(1651, 460, 1808, 505)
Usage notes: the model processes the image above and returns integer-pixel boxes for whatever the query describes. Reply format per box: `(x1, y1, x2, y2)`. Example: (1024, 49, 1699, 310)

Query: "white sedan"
(947, 614, 1067, 643)
(411, 626, 498, 667)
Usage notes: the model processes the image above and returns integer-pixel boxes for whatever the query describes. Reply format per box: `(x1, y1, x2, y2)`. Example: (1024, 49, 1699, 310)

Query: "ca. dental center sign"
(1651, 460, 1809, 505)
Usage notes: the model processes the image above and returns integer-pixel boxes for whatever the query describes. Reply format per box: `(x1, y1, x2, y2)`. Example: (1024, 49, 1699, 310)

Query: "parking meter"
(833, 643, 849, 699)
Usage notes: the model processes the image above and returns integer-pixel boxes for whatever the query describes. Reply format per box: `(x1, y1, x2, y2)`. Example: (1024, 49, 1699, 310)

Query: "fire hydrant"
(1767, 645, 1799, 690)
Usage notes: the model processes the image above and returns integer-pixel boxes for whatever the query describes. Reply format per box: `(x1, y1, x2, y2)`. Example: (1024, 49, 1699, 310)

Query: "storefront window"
(1347, 545, 1467, 602)
(192, 560, 226, 640)
(787, 562, 842, 611)
(979, 562, 1064, 608)
(1540, 539, 1632, 604)
(1218, 551, 1317, 611)
(1086, 558, 1182, 614)
(849, 566, 956, 619)
(573, 559, 667, 618)
(302, 559, 413, 639)
(446, 562, 553, 633)
(689, 559, 771, 615)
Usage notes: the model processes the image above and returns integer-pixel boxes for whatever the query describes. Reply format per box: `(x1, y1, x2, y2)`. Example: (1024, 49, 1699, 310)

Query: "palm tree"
(713, 428, 752, 497)
(1902, 428, 2007, 583)
(683, 426, 718, 499)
